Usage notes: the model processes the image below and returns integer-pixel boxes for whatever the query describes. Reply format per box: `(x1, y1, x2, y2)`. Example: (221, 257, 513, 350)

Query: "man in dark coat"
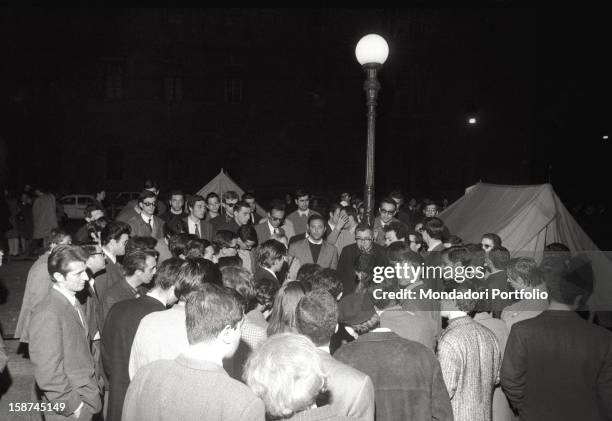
(501, 256, 612, 421)
(337, 224, 386, 295)
(101, 258, 182, 421)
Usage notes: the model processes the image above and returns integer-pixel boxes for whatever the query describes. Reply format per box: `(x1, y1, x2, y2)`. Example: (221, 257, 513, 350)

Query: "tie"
(73, 301, 89, 338)
(195, 223, 201, 239)
(148, 217, 154, 232)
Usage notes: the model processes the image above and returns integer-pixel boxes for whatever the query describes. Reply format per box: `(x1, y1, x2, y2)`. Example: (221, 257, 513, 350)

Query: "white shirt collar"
(263, 267, 278, 279)
(146, 291, 166, 306)
(328, 222, 336, 231)
(102, 247, 116, 264)
(53, 284, 77, 306)
(298, 209, 309, 217)
(141, 213, 153, 225)
(187, 216, 201, 234)
(307, 237, 323, 245)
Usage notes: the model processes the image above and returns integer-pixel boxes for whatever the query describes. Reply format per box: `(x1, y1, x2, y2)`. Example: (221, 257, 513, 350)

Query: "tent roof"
(196, 169, 267, 217)
(439, 182, 612, 313)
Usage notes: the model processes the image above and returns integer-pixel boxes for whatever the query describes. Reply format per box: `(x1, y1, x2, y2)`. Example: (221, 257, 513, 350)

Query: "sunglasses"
(142, 201, 157, 207)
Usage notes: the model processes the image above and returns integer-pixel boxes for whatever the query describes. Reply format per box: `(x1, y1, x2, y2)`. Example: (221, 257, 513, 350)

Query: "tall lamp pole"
(355, 34, 389, 226)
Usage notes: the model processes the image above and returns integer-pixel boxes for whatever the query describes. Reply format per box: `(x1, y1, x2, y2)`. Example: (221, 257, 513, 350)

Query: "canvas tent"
(439, 182, 612, 318)
(196, 169, 267, 218)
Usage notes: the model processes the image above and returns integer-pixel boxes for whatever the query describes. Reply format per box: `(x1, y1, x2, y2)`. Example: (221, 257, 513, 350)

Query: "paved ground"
(0, 259, 38, 420)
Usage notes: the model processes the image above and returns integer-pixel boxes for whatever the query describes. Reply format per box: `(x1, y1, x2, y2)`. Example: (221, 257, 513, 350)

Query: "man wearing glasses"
(337, 224, 387, 295)
(373, 197, 400, 246)
(209, 191, 239, 233)
(126, 191, 165, 239)
(255, 199, 295, 244)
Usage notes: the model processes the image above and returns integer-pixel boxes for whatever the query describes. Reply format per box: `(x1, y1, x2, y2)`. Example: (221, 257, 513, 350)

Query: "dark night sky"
(0, 7, 607, 207)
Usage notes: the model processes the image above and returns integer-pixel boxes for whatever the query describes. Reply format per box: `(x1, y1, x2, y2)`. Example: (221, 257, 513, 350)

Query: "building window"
(105, 62, 123, 99)
(165, 76, 183, 102)
(225, 79, 243, 103)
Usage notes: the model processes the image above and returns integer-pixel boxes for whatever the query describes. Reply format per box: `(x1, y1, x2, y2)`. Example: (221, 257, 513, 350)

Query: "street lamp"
(355, 34, 389, 226)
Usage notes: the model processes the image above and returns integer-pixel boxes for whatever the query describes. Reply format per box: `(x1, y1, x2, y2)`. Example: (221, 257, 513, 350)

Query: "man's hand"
(335, 213, 349, 231)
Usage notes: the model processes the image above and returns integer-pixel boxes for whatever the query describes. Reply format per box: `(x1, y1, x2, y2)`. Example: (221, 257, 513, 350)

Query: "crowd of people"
(8, 180, 612, 421)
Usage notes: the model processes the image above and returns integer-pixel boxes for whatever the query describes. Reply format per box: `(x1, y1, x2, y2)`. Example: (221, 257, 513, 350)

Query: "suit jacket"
(100, 279, 140, 323)
(249, 212, 262, 225)
(217, 218, 241, 234)
(317, 350, 375, 421)
(289, 238, 338, 269)
(123, 355, 265, 421)
(209, 213, 233, 233)
(337, 244, 386, 296)
(178, 216, 214, 241)
(15, 253, 51, 342)
(334, 331, 453, 421)
(254, 220, 274, 244)
(28, 288, 102, 418)
(501, 310, 612, 421)
(126, 214, 165, 239)
(286, 209, 320, 236)
(94, 258, 123, 300)
(101, 295, 165, 421)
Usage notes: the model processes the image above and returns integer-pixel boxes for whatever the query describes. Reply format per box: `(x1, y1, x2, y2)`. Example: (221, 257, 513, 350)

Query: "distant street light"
(604, 135, 609, 140)
(468, 117, 477, 125)
(355, 34, 389, 226)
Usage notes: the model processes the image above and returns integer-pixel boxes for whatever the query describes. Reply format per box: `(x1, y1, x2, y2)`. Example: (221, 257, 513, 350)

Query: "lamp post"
(355, 34, 389, 226)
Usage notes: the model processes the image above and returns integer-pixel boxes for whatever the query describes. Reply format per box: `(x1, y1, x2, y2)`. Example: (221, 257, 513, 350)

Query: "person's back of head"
(254, 277, 279, 313)
(244, 333, 325, 419)
(266, 281, 305, 336)
(541, 255, 594, 309)
(221, 265, 255, 311)
(488, 246, 510, 271)
(386, 241, 424, 267)
(184, 237, 208, 259)
(152, 257, 184, 291)
(168, 233, 191, 258)
(125, 236, 158, 254)
(218, 255, 243, 271)
(295, 289, 338, 347)
(307, 268, 343, 301)
(296, 263, 322, 290)
(185, 284, 244, 350)
(507, 257, 540, 287)
(174, 257, 222, 301)
(422, 217, 446, 241)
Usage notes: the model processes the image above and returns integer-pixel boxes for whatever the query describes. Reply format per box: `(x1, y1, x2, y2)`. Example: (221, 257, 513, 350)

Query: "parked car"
(59, 194, 96, 219)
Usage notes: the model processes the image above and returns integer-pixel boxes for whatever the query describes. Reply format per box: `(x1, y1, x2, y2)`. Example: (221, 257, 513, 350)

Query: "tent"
(196, 169, 267, 218)
(439, 183, 612, 317)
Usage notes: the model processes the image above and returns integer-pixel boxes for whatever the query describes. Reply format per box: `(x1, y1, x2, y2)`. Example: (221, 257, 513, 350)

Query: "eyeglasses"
(379, 209, 395, 215)
(142, 201, 156, 207)
(270, 216, 284, 222)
